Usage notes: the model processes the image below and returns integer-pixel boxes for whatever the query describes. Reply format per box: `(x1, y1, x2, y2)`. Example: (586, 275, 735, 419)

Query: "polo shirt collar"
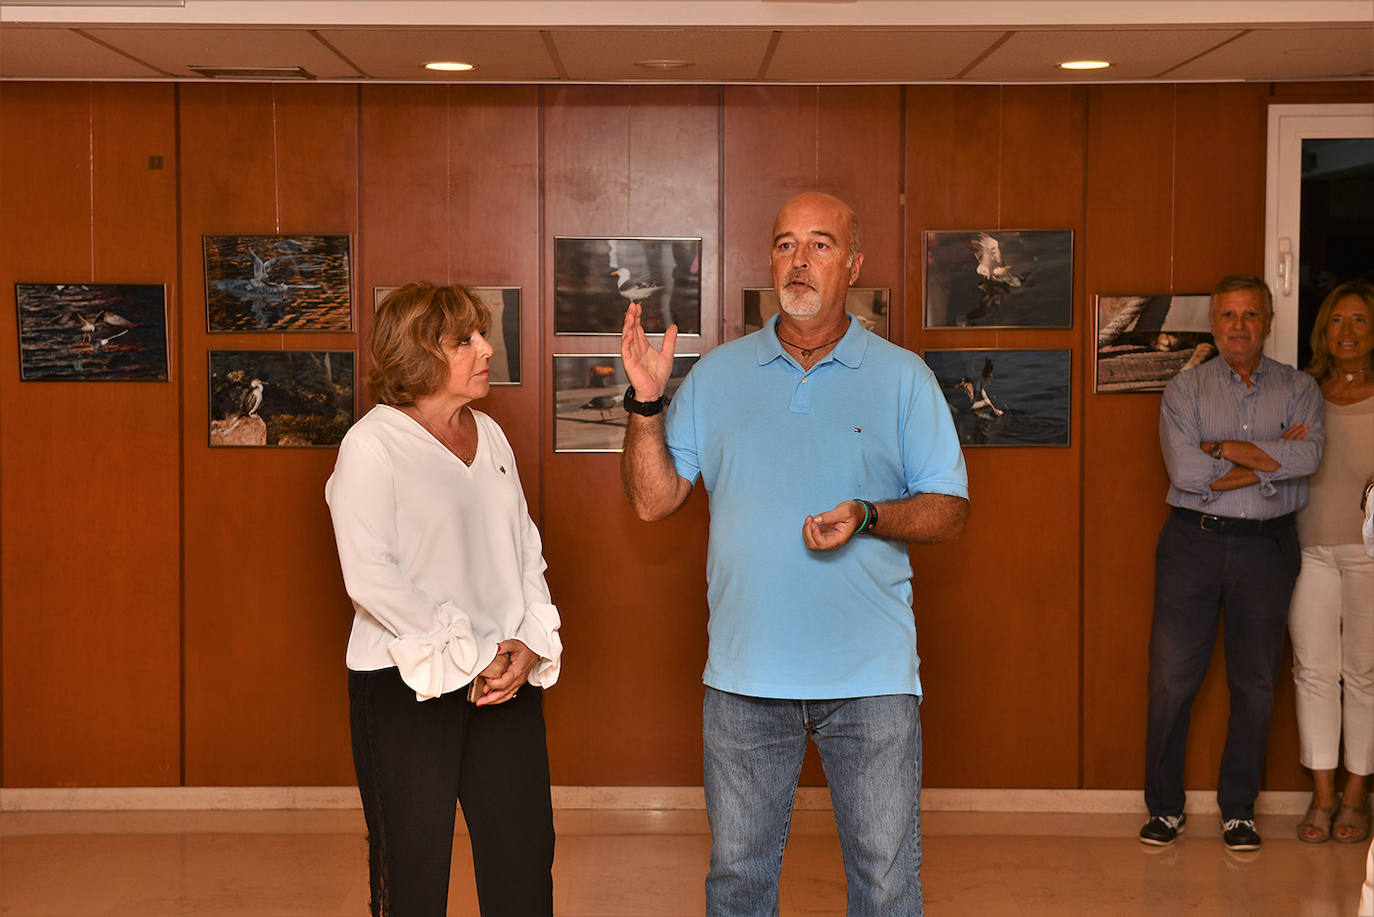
(756, 313, 868, 368)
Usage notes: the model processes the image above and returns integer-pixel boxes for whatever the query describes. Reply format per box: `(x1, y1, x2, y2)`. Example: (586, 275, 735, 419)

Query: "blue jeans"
(703, 687, 923, 917)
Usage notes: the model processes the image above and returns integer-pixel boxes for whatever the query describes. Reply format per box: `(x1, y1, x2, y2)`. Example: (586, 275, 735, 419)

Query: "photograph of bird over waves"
(16, 283, 169, 381)
(923, 349, 1071, 447)
(553, 353, 698, 452)
(208, 350, 354, 447)
(204, 233, 352, 332)
(742, 287, 890, 338)
(924, 230, 1073, 328)
(1095, 294, 1217, 393)
(375, 285, 521, 384)
(555, 236, 701, 335)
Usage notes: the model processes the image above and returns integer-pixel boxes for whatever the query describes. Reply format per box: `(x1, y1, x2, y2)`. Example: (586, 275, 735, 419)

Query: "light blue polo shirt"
(665, 314, 968, 699)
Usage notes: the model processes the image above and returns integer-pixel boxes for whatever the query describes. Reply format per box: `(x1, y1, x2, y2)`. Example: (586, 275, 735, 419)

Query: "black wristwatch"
(623, 385, 665, 417)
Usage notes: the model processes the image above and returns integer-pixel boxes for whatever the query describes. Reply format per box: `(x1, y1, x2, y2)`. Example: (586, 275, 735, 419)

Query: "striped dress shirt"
(1159, 355, 1324, 520)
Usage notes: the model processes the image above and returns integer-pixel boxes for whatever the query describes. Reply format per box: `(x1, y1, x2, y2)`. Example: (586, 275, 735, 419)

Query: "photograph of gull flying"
(924, 230, 1073, 328)
(1095, 294, 1217, 393)
(554, 236, 701, 334)
(204, 233, 352, 332)
(553, 353, 697, 452)
(923, 349, 1072, 447)
(208, 350, 354, 447)
(16, 283, 169, 381)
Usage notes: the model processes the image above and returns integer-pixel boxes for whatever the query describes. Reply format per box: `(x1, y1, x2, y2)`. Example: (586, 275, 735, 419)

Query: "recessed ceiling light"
(1057, 60, 1112, 71)
(424, 61, 476, 72)
(635, 60, 694, 71)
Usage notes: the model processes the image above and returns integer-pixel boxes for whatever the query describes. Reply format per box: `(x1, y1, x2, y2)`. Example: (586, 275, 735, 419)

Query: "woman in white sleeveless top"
(1289, 280, 1374, 847)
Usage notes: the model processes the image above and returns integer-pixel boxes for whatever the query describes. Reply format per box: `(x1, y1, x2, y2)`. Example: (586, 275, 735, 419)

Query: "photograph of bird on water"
(924, 348, 1072, 447)
(208, 350, 354, 447)
(924, 229, 1073, 328)
(554, 236, 701, 334)
(203, 233, 352, 332)
(552, 353, 697, 452)
(1095, 293, 1217, 393)
(16, 283, 169, 381)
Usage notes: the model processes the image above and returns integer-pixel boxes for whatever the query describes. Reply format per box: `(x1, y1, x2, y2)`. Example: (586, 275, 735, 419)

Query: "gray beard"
(778, 288, 822, 318)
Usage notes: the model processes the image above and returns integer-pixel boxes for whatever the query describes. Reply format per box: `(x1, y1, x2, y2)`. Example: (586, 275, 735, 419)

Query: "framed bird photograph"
(922, 349, 1071, 447)
(554, 236, 701, 335)
(552, 353, 698, 453)
(1095, 293, 1216, 393)
(375, 285, 522, 385)
(742, 287, 890, 338)
(923, 230, 1073, 329)
(208, 350, 355, 448)
(15, 282, 169, 381)
(204, 233, 353, 332)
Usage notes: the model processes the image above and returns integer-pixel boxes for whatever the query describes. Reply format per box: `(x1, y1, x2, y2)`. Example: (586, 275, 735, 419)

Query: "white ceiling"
(0, 0, 1370, 84)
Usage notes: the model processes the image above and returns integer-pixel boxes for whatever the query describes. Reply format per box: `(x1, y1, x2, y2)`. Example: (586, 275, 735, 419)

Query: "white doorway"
(1264, 103, 1374, 368)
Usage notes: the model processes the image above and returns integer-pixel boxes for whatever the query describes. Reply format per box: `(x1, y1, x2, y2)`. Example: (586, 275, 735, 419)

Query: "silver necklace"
(416, 405, 474, 466)
(1340, 367, 1368, 384)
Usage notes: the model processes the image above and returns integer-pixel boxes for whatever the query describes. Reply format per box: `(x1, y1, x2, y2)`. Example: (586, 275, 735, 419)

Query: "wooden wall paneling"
(446, 86, 542, 513)
(904, 86, 1083, 788)
(722, 86, 902, 343)
(180, 83, 357, 785)
(721, 85, 902, 785)
(1174, 82, 1306, 792)
(1, 83, 181, 786)
(1081, 85, 1195, 789)
(541, 86, 717, 785)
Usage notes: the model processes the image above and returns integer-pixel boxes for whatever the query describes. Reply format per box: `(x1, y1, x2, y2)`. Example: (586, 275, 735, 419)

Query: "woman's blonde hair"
(1306, 280, 1374, 380)
(367, 282, 491, 404)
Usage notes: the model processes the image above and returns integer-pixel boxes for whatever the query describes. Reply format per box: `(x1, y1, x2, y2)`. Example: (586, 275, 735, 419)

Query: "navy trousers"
(1143, 511, 1301, 820)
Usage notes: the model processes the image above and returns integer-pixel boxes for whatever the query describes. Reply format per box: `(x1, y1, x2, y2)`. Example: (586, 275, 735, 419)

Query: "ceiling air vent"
(188, 66, 316, 80)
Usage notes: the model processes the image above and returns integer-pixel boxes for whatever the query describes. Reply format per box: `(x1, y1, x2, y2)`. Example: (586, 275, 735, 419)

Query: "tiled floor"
(0, 807, 1366, 915)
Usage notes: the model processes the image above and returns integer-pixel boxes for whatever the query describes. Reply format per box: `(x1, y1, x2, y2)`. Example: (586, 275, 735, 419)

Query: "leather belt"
(1171, 506, 1296, 536)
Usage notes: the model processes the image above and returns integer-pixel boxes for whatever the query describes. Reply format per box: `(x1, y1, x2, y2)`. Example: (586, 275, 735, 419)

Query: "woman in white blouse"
(326, 282, 562, 916)
(1289, 280, 1374, 846)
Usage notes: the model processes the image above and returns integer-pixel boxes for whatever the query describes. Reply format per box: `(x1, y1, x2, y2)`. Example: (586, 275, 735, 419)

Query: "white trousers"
(1288, 544, 1374, 773)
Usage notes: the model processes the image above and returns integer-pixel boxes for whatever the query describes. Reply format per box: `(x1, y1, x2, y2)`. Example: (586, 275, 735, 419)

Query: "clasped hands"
(473, 639, 536, 706)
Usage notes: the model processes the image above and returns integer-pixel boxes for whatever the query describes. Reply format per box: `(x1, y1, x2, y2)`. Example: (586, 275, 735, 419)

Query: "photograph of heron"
(742, 287, 890, 338)
(208, 350, 354, 447)
(924, 230, 1073, 328)
(204, 233, 352, 332)
(554, 236, 701, 335)
(553, 353, 698, 452)
(1095, 294, 1216, 393)
(923, 349, 1071, 447)
(16, 283, 169, 381)
(374, 285, 521, 385)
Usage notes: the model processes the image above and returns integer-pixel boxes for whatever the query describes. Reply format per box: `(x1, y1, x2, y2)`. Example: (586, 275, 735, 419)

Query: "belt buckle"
(1198, 514, 1223, 533)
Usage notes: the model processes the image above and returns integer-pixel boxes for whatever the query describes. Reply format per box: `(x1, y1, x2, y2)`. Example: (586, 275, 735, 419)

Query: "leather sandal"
(1333, 804, 1371, 844)
(1297, 802, 1336, 843)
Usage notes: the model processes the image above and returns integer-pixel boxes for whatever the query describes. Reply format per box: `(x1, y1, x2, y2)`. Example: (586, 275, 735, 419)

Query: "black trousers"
(1143, 512, 1301, 821)
(348, 667, 555, 917)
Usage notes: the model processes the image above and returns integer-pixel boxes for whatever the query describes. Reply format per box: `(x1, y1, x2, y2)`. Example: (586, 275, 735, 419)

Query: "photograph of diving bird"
(955, 357, 1004, 418)
(204, 233, 352, 332)
(923, 230, 1072, 329)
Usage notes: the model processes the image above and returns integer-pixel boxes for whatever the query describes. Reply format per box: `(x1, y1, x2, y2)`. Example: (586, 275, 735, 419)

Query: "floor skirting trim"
(0, 786, 1312, 814)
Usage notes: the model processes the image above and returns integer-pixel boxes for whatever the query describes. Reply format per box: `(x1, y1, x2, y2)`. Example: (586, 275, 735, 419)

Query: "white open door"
(1265, 103, 1374, 367)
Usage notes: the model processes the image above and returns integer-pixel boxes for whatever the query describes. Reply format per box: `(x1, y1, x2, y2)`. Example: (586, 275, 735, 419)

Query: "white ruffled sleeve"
(493, 422, 563, 687)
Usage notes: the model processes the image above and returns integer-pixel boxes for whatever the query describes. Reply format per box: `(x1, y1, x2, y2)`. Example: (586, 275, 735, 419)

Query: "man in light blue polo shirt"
(619, 191, 968, 916)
